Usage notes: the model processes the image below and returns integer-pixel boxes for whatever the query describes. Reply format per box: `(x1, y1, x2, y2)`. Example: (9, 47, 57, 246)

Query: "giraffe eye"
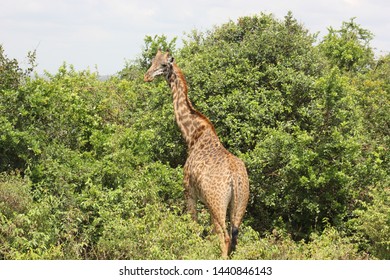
(161, 63, 167, 67)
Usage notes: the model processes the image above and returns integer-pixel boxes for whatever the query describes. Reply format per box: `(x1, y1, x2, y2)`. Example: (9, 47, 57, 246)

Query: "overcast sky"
(1, 0, 389, 75)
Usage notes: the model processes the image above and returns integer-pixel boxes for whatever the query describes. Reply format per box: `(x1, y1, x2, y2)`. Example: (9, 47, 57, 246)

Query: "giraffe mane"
(173, 63, 217, 135)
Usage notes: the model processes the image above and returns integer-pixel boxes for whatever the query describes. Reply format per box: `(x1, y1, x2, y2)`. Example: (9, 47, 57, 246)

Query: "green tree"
(319, 18, 374, 72)
(0, 45, 36, 91)
(0, 46, 37, 171)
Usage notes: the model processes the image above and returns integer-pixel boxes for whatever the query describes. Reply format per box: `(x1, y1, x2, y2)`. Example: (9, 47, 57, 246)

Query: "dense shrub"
(233, 226, 365, 260)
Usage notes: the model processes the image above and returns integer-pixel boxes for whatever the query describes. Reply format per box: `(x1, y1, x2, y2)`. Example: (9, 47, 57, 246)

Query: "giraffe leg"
(183, 171, 198, 221)
(211, 213, 230, 259)
(186, 193, 197, 221)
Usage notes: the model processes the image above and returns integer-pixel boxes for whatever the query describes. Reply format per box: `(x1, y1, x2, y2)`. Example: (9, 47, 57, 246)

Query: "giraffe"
(144, 49, 249, 258)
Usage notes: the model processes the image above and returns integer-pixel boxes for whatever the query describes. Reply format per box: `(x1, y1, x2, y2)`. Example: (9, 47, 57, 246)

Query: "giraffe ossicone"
(144, 50, 250, 258)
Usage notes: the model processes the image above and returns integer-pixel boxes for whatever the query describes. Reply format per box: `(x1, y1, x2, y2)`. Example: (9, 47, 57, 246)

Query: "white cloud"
(343, 0, 363, 7)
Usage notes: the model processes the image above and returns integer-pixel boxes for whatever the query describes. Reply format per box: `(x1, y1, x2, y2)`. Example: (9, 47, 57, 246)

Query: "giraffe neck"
(167, 63, 216, 149)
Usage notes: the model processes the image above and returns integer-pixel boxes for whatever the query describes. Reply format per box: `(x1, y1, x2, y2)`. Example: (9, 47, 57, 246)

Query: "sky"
(1, 0, 389, 75)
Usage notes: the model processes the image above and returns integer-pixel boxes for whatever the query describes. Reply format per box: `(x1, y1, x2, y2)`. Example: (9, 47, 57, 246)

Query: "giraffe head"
(144, 49, 174, 82)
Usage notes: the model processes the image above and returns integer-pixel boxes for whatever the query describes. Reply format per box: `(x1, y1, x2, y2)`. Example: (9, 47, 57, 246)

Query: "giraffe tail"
(229, 174, 240, 254)
(229, 160, 249, 255)
(230, 226, 239, 252)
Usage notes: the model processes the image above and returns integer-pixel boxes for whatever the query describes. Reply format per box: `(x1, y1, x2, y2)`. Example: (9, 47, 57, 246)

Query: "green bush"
(95, 205, 219, 259)
(352, 187, 390, 259)
(0, 172, 32, 218)
(233, 226, 365, 260)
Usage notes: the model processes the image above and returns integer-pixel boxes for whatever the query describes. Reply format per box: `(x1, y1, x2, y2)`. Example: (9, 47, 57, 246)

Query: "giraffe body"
(144, 50, 249, 258)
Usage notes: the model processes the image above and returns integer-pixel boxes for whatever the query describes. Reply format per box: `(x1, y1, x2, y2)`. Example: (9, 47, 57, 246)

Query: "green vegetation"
(1, 13, 389, 259)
